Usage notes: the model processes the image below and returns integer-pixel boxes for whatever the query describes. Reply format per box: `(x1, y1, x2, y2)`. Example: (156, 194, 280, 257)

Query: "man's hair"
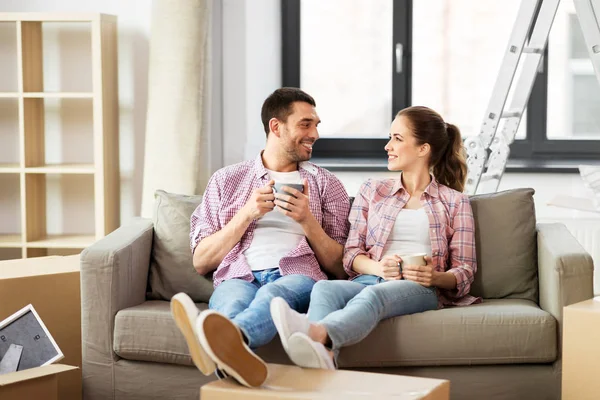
(261, 87, 316, 136)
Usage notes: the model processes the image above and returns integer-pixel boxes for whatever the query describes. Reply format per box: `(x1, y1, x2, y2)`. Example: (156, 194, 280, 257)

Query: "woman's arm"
(444, 194, 477, 297)
(343, 180, 373, 277)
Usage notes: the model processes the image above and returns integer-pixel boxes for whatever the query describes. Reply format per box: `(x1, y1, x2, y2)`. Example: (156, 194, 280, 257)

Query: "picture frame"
(0, 304, 64, 372)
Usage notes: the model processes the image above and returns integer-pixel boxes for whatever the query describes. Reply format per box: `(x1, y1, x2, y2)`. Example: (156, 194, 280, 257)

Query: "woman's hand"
(376, 255, 402, 281)
(402, 256, 436, 287)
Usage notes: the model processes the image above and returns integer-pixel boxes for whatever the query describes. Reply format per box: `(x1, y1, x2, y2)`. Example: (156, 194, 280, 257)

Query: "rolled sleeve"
(190, 174, 222, 252)
(343, 180, 372, 277)
(320, 175, 351, 245)
(443, 195, 477, 299)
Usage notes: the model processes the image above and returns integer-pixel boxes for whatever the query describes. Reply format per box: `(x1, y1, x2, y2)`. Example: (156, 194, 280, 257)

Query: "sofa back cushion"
(147, 190, 214, 302)
(468, 188, 538, 301)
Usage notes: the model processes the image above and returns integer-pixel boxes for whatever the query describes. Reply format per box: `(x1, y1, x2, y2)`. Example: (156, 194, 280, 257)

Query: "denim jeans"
(208, 268, 316, 348)
(307, 275, 438, 356)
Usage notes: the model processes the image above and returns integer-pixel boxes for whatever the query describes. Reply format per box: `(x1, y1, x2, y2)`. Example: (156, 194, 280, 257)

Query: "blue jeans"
(208, 268, 316, 348)
(307, 275, 438, 356)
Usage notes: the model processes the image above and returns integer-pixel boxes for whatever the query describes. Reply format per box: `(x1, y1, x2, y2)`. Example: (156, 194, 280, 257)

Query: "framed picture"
(0, 304, 64, 371)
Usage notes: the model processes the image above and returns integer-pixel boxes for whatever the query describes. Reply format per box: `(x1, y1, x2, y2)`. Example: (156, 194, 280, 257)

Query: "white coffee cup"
(398, 253, 427, 268)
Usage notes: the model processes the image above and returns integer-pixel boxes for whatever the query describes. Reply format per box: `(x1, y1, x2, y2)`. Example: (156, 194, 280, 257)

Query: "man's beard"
(281, 131, 311, 162)
(284, 144, 310, 162)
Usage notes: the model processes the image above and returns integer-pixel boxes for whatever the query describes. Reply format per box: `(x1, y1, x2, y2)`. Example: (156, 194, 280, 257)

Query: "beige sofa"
(80, 188, 594, 400)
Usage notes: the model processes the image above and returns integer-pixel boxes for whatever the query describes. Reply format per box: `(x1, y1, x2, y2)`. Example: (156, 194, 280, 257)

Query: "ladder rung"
(501, 109, 522, 118)
(523, 47, 544, 54)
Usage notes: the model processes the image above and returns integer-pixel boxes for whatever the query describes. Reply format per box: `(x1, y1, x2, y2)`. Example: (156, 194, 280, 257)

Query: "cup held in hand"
(397, 253, 427, 272)
(273, 182, 304, 198)
(273, 182, 304, 212)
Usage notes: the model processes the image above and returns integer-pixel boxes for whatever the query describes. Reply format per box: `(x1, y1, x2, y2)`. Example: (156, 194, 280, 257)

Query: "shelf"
(0, 22, 18, 92)
(0, 13, 117, 23)
(0, 98, 20, 165)
(0, 174, 21, 245)
(0, 14, 119, 260)
(0, 164, 21, 173)
(23, 97, 95, 167)
(23, 92, 94, 98)
(25, 164, 95, 174)
(0, 248, 22, 261)
(26, 234, 95, 249)
(0, 235, 23, 248)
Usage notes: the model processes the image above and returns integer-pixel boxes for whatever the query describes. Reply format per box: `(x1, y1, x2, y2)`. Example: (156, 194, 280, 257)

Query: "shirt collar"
(254, 153, 270, 179)
(393, 172, 440, 199)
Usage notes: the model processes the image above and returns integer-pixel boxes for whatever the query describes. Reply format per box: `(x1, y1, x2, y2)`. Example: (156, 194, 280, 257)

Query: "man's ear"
(269, 118, 281, 138)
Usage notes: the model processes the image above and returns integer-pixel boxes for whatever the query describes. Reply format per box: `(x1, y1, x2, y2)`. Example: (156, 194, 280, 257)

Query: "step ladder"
(464, 0, 600, 195)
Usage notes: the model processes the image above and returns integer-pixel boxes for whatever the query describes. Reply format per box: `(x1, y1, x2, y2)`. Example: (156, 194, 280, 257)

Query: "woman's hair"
(397, 106, 467, 192)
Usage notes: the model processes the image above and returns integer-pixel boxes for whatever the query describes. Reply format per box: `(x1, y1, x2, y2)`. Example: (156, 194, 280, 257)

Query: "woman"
(269, 106, 480, 369)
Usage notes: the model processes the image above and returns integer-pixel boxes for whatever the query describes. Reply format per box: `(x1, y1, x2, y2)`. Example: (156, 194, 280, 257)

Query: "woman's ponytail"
(432, 123, 467, 192)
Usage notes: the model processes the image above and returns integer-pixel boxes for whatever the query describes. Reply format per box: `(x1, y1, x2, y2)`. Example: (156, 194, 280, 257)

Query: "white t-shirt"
(381, 208, 432, 259)
(243, 169, 304, 271)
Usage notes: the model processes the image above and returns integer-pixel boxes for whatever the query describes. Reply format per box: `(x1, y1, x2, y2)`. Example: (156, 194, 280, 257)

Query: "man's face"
(277, 102, 320, 162)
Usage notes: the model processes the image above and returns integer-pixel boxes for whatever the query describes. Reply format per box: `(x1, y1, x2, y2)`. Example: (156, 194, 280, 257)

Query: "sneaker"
(197, 310, 268, 388)
(170, 293, 216, 375)
(270, 297, 310, 353)
(287, 332, 336, 370)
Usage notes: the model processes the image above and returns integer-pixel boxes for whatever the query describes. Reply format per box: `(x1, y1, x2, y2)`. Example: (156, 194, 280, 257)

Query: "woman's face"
(384, 116, 426, 172)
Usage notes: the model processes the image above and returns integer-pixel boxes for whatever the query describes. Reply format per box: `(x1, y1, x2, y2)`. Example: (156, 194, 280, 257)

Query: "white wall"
(221, 0, 281, 166)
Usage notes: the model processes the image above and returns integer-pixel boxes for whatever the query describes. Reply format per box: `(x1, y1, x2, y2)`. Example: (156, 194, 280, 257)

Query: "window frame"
(281, 0, 600, 167)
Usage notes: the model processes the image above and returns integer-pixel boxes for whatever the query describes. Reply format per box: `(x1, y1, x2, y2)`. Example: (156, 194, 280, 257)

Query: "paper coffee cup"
(398, 253, 427, 267)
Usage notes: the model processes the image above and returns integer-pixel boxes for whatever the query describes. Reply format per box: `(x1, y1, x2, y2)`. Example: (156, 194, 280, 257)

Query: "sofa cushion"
(114, 299, 556, 368)
(147, 190, 214, 303)
(113, 301, 290, 366)
(468, 188, 538, 301)
(338, 298, 557, 368)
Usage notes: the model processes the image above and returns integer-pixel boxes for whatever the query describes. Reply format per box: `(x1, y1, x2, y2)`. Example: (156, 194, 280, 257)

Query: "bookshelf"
(0, 13, 119, 260)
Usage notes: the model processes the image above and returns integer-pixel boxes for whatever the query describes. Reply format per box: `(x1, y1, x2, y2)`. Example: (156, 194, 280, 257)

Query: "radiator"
(547, 219, 600, 295)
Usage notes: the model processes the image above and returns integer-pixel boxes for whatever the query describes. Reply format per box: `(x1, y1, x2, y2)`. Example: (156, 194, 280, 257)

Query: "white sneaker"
(270, 297, 310, 353)
(196, 310, 269, 388)
(287, 332, 336, 370)
(170, 293, 216, 375)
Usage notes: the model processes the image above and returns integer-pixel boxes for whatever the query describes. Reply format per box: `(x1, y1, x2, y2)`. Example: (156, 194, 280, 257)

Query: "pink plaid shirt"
(343, 175, 481, 308)
(191, 154, 351, 287)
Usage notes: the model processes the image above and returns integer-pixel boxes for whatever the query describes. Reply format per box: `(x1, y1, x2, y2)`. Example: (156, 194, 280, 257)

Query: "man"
(171, 87, 350, 387)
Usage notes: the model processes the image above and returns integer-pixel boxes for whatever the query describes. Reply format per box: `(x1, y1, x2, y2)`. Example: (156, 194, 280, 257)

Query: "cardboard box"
(0, 364, 78, 400)
(562, 297, 600, 400)
(0, 255, 82, 400)
(201, 363, 450, 399)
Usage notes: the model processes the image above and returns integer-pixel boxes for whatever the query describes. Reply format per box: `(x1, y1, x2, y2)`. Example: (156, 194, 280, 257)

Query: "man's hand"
(402, 256, 436, 287)
(376, 255, 402, 281)
(274, 178, 314, 225)
(243, 180, 275, 221)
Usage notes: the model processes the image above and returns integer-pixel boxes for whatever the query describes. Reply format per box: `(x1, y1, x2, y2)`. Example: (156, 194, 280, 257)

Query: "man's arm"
(193, 210, 253, 275)
(191, 179, 275, 275)
(274, 177, 350, 279)
(301, 215, 345, 278)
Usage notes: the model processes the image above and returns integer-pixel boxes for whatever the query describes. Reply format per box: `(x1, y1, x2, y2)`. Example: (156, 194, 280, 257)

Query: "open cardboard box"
(562, 298, 600, 400)
(201, 363, 450, 400)
(0, 255, 81, 400)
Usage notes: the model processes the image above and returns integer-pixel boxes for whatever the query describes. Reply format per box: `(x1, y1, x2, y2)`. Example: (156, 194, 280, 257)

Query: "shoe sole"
(170, 294, 216, 376)
(270, 297, 291, 352)
(198, 311, 268, 388)
(287, 333, 334, 370)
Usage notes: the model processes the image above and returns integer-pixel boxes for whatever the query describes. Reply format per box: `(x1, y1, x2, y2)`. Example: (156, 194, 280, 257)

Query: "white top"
(243, 169, 304, 271)
(381, 208, 432, 258)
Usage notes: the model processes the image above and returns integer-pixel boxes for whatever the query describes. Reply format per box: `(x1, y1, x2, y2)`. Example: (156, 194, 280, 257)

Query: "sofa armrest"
(537, 223, 594, 333)
(80, 217, 154, 399)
